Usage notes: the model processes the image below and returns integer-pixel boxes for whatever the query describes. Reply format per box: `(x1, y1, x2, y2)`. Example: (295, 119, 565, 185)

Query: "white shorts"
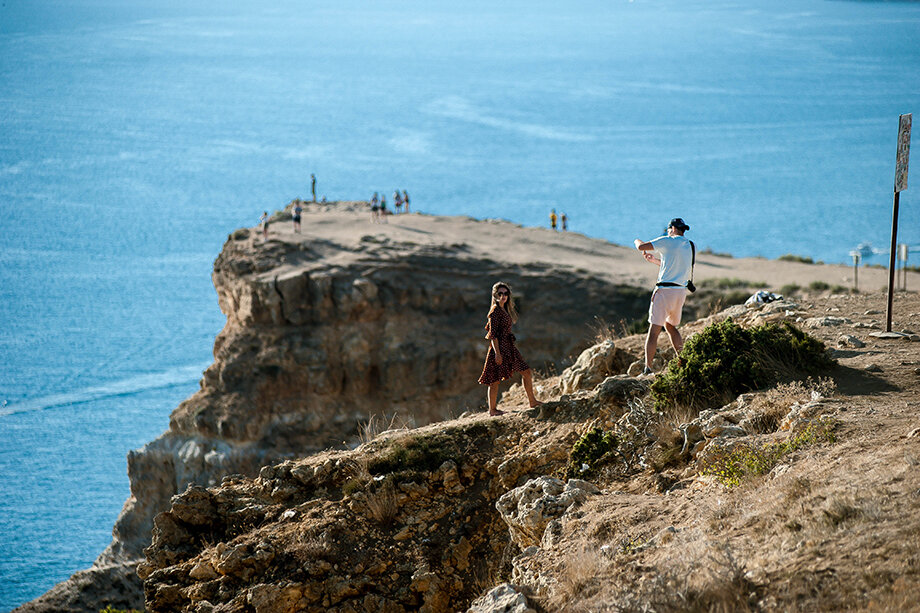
(648, 287, 687, 327)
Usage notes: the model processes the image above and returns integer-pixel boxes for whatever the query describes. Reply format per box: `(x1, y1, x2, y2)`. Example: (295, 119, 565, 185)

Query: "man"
(550, 209, 557, 230)
(634, 218, 693, 375)
(311, 173, 317, 202)
(292, 202, 303, 233)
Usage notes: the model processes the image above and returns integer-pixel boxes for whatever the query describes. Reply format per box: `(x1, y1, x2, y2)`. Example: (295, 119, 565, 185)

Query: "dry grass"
(290, 530, 332, 564)
(625, 541, 755, 613)
(590, 316, 645, 343)
(550, 544, 608, 610)
(743, 377, 836, 434)
(363, 480, 399, 527)
(358, 412, 410, 447)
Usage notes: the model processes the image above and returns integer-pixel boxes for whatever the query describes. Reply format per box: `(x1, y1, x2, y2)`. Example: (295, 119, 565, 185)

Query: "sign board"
(895, 113, 911, 192)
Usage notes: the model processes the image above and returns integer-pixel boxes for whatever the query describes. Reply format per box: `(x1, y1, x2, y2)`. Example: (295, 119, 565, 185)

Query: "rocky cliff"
(137, 292, 920, 613)
(23, 201, 910, 612)
(17, 202, 657, 612)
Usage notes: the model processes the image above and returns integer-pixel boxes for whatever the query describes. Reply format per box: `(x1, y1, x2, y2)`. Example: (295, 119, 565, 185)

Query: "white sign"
(895, 113, 911, 193)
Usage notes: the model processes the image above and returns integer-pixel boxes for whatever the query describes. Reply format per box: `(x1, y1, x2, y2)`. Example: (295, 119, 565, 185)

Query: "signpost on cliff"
(886, 113, 911, 332)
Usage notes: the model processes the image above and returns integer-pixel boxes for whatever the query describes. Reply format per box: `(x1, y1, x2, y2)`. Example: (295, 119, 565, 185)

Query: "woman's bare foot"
(489, 409, 506, 416)
(528, 400, 543, 408)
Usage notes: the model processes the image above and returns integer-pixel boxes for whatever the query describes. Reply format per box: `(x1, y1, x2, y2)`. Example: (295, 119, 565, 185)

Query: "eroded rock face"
(495, 476, 599, 548)
(22, 208, 649, 612)
(467, 583, 536, 613)
(560, 340, 633, 394)
(137, 418, 554, 613)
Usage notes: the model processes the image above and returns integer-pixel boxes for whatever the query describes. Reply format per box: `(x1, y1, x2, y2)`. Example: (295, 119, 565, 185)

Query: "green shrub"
(700, 418, 837, 487)
(778, 254, 814, 264)
(564, 428, 618, 478)
(650, 319, 834, 411)
(368, 434, 457, 476)
(779, 283, 800, 296)
(808, 281, 830, 291)
(698, 278, 765, 290)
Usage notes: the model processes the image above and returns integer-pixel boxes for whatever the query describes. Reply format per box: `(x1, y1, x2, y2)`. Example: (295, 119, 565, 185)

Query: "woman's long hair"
(486, 281, 518, 325)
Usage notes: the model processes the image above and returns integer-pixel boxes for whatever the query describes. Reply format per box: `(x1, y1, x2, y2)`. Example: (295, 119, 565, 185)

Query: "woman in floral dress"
(478, 282, 542, 416)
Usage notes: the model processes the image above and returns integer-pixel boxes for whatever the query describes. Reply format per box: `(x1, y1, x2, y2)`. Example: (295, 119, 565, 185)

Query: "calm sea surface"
(1, 0, 919, 608)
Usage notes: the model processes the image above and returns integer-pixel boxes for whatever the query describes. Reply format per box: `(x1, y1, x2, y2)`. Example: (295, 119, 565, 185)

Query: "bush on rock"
(651, 319, 834, 412)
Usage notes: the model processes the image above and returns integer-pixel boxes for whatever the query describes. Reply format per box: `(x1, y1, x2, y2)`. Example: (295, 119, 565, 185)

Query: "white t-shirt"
(650, 235, 693, 286)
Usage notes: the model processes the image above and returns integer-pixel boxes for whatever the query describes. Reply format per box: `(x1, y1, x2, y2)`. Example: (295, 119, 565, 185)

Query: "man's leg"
(645, 323, 663, 370)
(664, 321, 683, 355)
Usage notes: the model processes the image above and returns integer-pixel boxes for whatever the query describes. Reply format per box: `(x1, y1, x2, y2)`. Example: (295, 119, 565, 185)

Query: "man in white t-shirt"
(634, 218, 693, 375)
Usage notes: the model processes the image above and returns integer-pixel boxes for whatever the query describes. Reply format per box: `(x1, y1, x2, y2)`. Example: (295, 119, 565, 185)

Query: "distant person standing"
(260, 211, 269, 240)
(561, 212, 568, 231)
(550, 209, 558, 230)
(403, 190, 410, 213)
(380, 196, 388, 223)
(634, 218, 694, 375)
(394, 190, 403, 214)
(311, 174, 317, 202)
(292, 202, 303, 233)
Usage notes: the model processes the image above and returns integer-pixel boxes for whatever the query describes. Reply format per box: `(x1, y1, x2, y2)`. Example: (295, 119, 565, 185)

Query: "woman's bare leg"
(522, 369, 542, 408)
(488, 382, 503, 416)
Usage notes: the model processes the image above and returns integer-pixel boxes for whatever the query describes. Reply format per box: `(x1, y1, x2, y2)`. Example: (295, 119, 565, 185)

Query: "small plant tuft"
(778, 253, 815, 264)
(565, 428, 619, 478)
(368, 434, 458, 476)
(700, 418, 837, 487)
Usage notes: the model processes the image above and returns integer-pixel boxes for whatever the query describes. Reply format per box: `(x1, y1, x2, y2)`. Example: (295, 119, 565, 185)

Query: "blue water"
(2, 0, 919, 609)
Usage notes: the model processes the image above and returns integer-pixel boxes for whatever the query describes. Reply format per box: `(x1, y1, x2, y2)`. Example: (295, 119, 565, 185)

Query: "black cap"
(669, 218, 690, 231)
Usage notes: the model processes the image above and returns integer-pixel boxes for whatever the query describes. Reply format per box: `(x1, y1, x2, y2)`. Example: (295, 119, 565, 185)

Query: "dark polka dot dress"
(478, 306, 530, 385)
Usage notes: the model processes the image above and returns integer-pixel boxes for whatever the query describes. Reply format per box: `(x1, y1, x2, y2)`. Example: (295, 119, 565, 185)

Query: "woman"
(259, 211, 269, 239)
(478, 282, 542, 415)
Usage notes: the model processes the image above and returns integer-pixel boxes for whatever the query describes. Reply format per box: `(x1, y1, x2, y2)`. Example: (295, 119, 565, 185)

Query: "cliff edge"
(17, 201, 917, 612)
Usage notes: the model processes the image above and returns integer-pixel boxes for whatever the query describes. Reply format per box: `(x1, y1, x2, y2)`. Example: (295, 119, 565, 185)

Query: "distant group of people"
(257, 173, 328, 239)
(549, 209, 568, 231)
(479, 217, 694, 414)
(370, 190, 410, 223)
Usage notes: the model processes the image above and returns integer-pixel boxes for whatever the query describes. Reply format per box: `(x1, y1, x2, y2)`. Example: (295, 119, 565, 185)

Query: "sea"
(1, 0, 919, 609)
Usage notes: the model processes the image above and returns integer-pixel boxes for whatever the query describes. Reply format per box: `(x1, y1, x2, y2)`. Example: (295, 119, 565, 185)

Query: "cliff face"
(137, 293, 920, 613)
(18, 203, 654, 612)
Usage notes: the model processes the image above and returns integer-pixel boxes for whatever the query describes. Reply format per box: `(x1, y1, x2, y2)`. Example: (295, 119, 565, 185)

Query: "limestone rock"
(560, 340, 632, 393)
(467, 583, 535, 613)
(805, 316, 852, 328)
(594, 375, 649, 406)
(837, 334, 865, 348)
(780, 400, 828, 431)
(495, 477, 597, 548)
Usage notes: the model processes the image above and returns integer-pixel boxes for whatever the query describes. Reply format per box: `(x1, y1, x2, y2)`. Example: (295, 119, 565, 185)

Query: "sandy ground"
(259, 201, 919, 297)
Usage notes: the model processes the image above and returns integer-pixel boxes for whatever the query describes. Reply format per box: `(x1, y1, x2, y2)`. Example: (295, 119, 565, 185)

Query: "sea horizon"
(2, 0, 919, 609)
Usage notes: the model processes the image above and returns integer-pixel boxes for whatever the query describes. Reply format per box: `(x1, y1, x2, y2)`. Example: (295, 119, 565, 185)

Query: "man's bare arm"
(634, 238, 654, 251)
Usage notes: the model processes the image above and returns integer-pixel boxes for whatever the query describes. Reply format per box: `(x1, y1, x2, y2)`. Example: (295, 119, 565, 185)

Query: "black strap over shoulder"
(690, 240, 695, 280)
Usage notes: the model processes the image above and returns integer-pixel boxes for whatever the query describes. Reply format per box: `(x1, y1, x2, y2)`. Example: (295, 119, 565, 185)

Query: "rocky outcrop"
(136, 415, 590, 613)
(20, 204, 651, 612)
(495, 477, 599, 548)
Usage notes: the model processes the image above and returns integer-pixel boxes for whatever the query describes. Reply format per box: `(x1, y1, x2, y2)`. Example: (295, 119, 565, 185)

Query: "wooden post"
(886, 192, 899, 332)
(852, 252, 859, 292)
